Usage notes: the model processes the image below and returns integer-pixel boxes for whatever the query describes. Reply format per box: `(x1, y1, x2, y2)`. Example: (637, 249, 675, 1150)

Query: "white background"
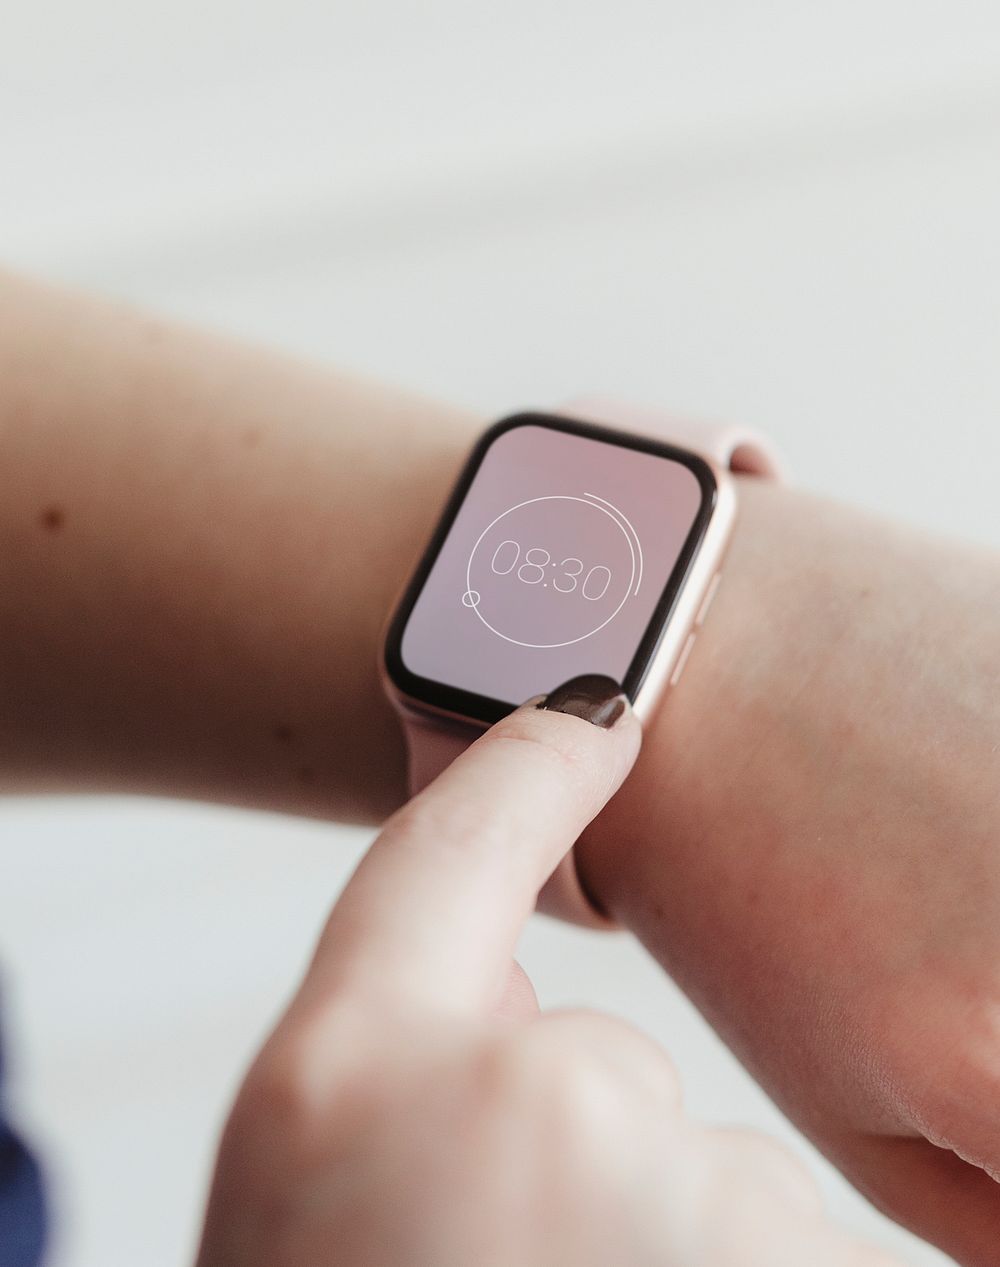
(3, 3, 1000, 1264)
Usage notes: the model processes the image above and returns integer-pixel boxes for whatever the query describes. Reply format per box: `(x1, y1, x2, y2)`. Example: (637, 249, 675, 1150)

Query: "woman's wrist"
(573, 477, 794, 933)
(573, 477, 881, 938)
(575, 475, 1000, 1081)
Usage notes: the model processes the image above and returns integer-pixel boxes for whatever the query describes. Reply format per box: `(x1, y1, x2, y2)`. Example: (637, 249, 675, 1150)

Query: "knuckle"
(383, 708, 616, 859)
(473, 1029, 614, 1119)
(225, 1037, 317, 1169)
(469, 1032, 553, 1105)
(488, 710, 598, 787)
(238, 1033, 323, 1132)
(384, 793, 513, 883)
(472, 1022, 644, 1154)
(547, 1049, 622, 1123)
(387, 776, 507, 848)
(229, 1002, 375, 1160)
(537, 1009, 683, 1107)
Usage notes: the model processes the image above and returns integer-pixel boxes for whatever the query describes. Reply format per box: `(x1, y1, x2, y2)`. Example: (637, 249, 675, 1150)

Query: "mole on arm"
(40, 506, 66, 532)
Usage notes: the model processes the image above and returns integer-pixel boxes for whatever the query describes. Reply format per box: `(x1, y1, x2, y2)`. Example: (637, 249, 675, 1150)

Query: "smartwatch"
(381, 397, 782, 927)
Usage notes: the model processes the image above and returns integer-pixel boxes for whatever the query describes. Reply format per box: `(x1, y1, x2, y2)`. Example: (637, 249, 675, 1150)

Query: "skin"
(579, 481, 1000, 1264)
(195, 697, 898, 1267)
(0, 270, 470, 816)
(2, 271, 998, 1260)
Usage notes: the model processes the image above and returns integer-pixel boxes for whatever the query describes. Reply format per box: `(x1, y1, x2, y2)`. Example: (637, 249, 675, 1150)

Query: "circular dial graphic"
(463, 494, 643, 648)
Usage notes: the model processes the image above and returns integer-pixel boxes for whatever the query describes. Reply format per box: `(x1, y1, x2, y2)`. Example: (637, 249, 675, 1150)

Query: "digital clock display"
(461, 492, 641, 648)
(389, 415, 713, 719)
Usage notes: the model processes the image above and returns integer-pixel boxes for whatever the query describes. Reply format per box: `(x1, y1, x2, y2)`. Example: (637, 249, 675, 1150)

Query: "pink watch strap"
(400, 400, 783, 929)
(557, 396, 785, 480)
(402, 710, 483, 794)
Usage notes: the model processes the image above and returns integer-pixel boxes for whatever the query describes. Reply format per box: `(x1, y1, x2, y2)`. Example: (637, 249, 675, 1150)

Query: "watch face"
(385, 413, 717, 723)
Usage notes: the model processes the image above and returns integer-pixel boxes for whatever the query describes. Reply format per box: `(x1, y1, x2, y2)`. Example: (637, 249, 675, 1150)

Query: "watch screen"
(388, 414, 714, 720)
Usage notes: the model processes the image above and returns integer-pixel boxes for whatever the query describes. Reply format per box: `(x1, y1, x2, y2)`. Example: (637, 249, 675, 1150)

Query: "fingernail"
(536, 674, 629, 729)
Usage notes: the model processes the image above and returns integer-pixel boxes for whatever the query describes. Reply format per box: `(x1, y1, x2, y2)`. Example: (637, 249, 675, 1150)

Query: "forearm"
(0, 272, 477, 819)
(578, 479, 1000, 1130)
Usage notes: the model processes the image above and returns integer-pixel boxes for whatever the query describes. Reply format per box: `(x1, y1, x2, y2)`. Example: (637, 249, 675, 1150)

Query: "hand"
(578, 481, 1000, 1266)
(195, 678, 895, 1267)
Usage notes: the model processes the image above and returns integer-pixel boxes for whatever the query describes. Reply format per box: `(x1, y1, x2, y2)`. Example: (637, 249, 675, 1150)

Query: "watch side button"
(670, 633, 697, 687)
(695, 571, 722, 627)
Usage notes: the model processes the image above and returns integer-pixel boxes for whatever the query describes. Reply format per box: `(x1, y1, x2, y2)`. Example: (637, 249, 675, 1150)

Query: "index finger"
(303, 675, 641, 1016)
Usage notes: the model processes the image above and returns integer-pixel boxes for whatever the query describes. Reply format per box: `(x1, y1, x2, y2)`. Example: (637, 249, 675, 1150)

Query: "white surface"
(3, 3, 1000, 1264)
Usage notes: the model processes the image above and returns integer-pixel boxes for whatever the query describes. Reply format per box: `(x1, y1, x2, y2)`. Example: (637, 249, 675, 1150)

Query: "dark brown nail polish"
(536, 674, 628, 729)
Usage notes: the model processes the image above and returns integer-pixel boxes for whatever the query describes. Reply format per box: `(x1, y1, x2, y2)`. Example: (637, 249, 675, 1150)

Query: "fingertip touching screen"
(386, 414, 715, 722)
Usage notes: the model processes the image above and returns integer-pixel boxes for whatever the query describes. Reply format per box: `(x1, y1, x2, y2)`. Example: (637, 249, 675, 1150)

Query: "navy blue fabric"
(0, 1010, 46, 1267)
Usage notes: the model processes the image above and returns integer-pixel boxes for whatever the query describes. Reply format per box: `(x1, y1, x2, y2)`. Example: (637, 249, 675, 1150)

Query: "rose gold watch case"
(378, 445, 737, 735)
(629, 455, 736, 723)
